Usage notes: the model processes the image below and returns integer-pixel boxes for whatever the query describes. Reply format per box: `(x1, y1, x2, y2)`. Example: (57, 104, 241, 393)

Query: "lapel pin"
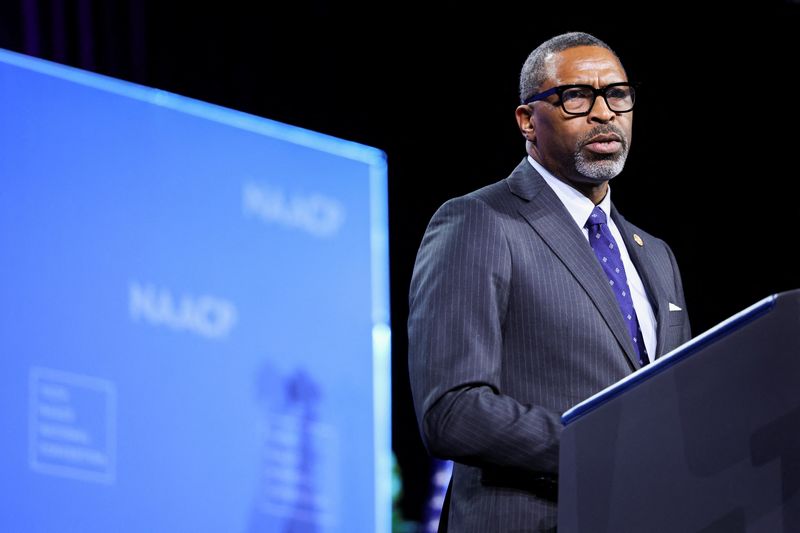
(633, 233, 644, 247)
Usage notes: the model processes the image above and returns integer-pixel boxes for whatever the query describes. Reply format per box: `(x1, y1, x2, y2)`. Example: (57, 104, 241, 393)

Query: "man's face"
(524, 46, 633, 186)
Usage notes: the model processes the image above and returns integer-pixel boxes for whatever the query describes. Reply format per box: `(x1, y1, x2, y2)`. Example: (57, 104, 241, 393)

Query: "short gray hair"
(519, 32, 620, 103)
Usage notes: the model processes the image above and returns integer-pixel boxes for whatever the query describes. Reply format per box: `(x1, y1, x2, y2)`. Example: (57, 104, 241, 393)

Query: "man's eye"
(606, 88, 630, 100)
(562, 89, 590, 102)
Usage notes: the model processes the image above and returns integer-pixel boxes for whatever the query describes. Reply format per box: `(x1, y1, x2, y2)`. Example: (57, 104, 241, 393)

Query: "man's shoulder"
(430, 179, 516, 224)
(613, 210, 677, 258)
(621, 217, 657, 240)
(450, 158, 538, 205)
(435, 158, 536, 215)
(465, 178, 514, 206)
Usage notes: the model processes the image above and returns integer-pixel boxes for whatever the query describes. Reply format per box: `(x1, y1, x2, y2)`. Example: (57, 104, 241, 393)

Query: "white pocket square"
(668, 302, 682, 311)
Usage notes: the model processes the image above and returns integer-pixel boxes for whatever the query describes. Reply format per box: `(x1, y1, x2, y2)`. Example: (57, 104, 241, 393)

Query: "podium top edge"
(561, 292, 785, 426)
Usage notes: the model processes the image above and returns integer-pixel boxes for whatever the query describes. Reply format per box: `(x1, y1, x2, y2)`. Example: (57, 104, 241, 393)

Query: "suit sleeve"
(408, 195, 562, 475)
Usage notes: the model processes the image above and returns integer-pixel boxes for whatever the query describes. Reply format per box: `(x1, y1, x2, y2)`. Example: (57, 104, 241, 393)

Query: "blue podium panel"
(0, 49, 390, 533)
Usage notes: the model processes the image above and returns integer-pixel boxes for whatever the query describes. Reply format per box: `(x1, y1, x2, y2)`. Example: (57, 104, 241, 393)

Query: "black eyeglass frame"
(523, 82, 637, 115)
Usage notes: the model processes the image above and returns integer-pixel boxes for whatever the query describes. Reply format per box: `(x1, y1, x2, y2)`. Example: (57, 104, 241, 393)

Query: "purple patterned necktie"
(585, 206, 648, 366)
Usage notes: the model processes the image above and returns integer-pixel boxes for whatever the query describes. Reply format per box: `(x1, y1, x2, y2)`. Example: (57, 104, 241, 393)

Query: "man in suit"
(407, 32, 692, 532)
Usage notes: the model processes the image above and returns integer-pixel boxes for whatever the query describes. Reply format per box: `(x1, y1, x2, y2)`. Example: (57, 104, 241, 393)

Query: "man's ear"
(515, 105, 536, 143)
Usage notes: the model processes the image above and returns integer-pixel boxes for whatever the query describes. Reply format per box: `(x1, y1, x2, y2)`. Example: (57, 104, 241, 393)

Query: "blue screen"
(0, 49, 391, 533)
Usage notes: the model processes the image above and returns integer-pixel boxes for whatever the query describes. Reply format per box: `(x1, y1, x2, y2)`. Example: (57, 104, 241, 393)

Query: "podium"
(558, 289, 800, 533)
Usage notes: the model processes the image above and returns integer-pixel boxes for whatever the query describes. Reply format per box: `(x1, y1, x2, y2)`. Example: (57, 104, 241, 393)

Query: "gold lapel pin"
(633, 233, 644, 247)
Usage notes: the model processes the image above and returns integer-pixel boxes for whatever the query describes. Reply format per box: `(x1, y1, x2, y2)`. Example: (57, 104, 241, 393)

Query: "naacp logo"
(242, 181, 345, 238)
(129, 282, 237, 339)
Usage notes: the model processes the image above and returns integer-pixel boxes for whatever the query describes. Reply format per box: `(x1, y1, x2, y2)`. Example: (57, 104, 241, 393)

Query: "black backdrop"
(2, 0, 799, 522)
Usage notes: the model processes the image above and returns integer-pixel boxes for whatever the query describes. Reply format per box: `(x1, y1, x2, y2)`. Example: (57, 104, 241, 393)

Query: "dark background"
(2, 0, 799, 522)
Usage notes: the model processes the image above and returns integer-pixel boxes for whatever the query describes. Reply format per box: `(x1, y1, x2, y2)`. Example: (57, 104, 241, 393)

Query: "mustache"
(579, 125, 628, 150)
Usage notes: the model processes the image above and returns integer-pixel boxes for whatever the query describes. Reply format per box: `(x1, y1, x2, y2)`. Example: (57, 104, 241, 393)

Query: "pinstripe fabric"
(408, 158, 692, 532)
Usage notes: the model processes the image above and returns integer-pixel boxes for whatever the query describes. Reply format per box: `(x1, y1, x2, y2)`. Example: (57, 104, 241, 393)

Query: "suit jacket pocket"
(668, 308, 686, 327)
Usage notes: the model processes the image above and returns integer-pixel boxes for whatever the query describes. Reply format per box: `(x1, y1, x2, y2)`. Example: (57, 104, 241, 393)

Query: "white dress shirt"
(527, 155, 657, 361)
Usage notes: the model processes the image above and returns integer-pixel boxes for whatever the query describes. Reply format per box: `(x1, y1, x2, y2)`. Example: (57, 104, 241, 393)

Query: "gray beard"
(575, 147, 629, 180)
(574, 124, 630, 180)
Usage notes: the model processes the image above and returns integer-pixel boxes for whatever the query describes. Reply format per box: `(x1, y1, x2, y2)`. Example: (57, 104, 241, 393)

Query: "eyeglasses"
(524, 82, 636, 115)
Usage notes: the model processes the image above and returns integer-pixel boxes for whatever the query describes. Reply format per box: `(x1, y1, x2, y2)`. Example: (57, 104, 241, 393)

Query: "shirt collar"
(527, 155, 612, 229)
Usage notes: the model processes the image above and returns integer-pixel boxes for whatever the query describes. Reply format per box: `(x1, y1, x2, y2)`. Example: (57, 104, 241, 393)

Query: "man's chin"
(575, 156, 626, 181)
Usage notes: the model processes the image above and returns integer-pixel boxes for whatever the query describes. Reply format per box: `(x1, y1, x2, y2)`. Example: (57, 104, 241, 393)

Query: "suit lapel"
(612, 210, 670, 359)
(506, 160, 641, 371)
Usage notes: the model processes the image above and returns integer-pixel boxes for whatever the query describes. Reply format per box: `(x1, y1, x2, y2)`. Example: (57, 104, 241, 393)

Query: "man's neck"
(561, 178, 608, 205)
(528, 155, 609, 205)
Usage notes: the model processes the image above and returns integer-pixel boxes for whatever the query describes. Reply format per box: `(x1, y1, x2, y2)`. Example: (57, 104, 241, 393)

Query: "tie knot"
(585, 206, 607, 228)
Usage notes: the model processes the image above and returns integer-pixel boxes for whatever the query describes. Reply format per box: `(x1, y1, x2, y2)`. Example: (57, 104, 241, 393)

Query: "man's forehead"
(544, 46, 625, 82)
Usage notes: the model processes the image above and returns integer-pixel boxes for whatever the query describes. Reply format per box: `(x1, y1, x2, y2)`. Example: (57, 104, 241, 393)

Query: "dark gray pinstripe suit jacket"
(408, 158, 692, 532)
